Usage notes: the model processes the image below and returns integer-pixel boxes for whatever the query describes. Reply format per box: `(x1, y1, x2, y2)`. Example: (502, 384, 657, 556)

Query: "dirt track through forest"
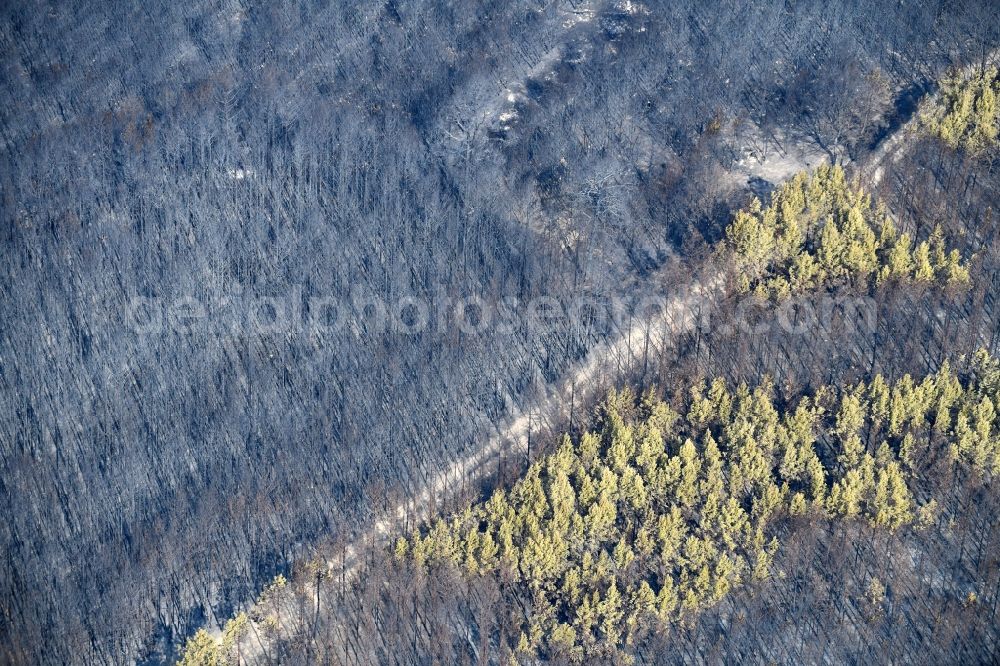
(220, 17, 981, 666)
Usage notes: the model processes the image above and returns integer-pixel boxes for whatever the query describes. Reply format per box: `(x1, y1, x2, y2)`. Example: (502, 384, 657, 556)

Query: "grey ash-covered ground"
(0, 0, 996, 662)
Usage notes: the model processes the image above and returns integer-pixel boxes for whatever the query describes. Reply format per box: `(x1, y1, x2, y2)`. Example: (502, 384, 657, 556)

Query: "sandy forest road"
(220, 13, 974, 664)
(861, 50, 1000, 187)
(212, 40, 1000, 666)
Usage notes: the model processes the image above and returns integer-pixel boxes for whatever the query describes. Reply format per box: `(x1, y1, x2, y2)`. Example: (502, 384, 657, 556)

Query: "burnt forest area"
(1, 0, 999, 664)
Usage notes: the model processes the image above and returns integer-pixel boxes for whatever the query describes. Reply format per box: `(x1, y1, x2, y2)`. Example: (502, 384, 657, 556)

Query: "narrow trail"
(862, 49, 1000, 186)
(207, 35, 971, 666)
